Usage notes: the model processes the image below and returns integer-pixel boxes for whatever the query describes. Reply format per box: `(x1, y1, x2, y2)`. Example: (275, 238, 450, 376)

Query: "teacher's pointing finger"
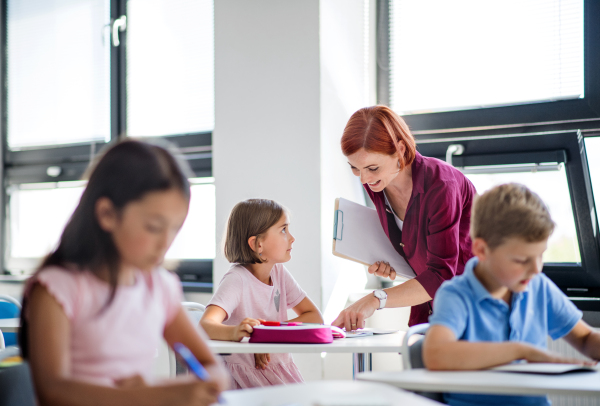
(344, 311, 356, 332)
(331, 309, 353, 332)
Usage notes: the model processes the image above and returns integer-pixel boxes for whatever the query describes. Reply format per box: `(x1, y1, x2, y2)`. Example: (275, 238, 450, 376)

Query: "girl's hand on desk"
(231, 317, 261, 341)
(255, 353, 271, 370)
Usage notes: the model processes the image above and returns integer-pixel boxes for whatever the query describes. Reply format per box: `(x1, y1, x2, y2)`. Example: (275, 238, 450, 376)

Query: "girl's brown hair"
(341, 105, 417, 170)
(224, 199, 285, 264)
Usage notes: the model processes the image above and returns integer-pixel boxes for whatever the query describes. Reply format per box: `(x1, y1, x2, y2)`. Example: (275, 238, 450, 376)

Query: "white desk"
(209, 332, 405, 378)
(222, 380, 442, 406)
(357, 369, 600, 397)
(0, 318, 19, 333)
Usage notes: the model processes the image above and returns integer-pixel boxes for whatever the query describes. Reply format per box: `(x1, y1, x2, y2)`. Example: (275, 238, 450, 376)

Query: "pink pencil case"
(249, 325, 345, 344)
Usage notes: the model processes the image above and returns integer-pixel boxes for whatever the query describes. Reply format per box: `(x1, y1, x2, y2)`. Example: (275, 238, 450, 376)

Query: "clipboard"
(332, 197, 415, 280)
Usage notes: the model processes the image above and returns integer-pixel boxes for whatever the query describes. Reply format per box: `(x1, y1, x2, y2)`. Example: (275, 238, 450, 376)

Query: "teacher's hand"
(332, 293, 380, 332)
(368, 261, 397, 280)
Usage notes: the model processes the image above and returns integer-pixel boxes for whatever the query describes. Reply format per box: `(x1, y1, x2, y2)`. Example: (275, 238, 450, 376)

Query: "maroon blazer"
(364, 152, 476, 326)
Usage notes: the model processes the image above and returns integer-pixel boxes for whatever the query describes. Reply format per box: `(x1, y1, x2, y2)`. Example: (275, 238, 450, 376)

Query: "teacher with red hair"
(333, 106, 476, 331)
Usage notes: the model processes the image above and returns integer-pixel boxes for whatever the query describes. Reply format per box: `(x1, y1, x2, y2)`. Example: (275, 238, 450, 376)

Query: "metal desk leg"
(352, 353, 372, 379)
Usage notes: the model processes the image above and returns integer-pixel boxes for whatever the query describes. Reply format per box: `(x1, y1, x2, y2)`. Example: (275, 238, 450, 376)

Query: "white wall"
(214, 0, 324, 380)
(319, 0, 374, 324)
(214, 0, 375, 380)
(214, 0, 322, 304)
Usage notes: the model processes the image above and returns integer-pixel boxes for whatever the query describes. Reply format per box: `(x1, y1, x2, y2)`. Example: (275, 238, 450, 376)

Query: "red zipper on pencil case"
(261, 321, 302, 326)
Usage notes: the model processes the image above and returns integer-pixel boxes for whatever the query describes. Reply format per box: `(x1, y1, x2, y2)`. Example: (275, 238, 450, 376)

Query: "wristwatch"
(373, 289, 387, 310)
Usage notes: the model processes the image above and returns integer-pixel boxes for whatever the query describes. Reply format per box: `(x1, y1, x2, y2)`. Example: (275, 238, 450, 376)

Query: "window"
(416, 131, 600, 301)
(126, 0, 214, 137)
(465, 166, 581, 263)
(585, 136, 600, 221)
(389, 0, 584, 115)
(166, 179, 216, 260)
(379, 0, 600, 131)
(380, 1, 600, 306)
(7, 0, 111, 148)
(6, 181, 85, 273)
(6, 177, 216, 275)
(3, 0, 215, 290)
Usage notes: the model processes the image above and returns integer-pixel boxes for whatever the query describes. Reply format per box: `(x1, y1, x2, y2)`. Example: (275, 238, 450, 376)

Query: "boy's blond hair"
(471, 183, 555, 249)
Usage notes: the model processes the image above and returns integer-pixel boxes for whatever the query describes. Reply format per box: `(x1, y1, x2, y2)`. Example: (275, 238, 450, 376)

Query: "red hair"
(341, 105, 416, 170)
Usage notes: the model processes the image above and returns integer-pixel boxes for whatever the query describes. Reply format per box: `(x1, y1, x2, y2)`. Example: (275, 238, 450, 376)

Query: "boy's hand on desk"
(255, 353, 271, 370)
(231, 317, 261, 341)
(522, 344, 596, 365)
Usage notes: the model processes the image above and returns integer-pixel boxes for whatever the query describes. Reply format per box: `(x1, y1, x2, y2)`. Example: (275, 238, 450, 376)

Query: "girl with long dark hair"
(20, 140, 227, 406)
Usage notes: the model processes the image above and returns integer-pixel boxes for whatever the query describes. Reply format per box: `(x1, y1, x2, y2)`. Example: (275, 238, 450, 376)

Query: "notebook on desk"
(343, 328, 399, 339)
(490, 362, 599, 375)
(332, 198, 415, 280)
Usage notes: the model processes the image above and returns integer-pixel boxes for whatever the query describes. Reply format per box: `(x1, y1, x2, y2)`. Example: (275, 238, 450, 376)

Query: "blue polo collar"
(463, 257, 528, 306)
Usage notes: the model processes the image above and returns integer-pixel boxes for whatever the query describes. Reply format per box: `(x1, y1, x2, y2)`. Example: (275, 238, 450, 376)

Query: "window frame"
(416, 128, 600, 310)
(0, 0, 213, 292)
(378, 0, 600, 132)
(378, 0, 600, 309)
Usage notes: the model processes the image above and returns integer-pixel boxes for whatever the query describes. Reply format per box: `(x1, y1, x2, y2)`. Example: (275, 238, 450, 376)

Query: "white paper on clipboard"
(332, 198, 415, 280)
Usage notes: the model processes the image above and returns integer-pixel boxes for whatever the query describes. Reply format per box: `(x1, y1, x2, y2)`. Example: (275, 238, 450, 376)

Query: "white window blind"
(389, 0, 584, 115)
(126, 0, 214, 137)
(7, 0, 111, 149)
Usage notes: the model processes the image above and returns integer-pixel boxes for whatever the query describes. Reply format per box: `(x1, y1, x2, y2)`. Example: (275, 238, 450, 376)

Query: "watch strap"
(374, 289, 387, 310)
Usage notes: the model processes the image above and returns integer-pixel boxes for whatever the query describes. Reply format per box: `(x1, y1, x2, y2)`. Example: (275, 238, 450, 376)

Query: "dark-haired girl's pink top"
(365, 152, 476, 326)
(23, 266, 182, 386)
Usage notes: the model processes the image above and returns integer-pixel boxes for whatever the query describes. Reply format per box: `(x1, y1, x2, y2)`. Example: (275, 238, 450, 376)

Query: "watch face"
(374, 290, 386, 299)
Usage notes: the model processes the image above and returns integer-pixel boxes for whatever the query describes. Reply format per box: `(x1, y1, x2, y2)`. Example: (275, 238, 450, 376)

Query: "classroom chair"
(182, 301, 206, 326)
(0, 362, 37, 406)
(0, 295, 21, 348)
(401, 323, 444, 402)
(170, 302, 206, 377)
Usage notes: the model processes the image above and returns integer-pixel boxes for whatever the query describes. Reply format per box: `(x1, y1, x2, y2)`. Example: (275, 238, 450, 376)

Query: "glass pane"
(166, 179, 215, 259)
(126, 0, 214, 137)
(390, 0, 584, 115)
(8, 178, 216, 269)
(465, 166, 581, 263)
(7, 0, 110, 149)
(8, 182, 85, 261)
(585, 137, 600, 224)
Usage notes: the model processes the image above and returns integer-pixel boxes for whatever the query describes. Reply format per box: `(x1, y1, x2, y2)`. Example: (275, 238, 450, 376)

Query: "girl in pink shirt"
(201, 199, 324, 389)
(20, 140, 228, 406)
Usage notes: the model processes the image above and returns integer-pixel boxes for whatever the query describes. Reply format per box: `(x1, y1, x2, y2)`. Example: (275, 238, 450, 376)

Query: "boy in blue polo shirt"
(423, 183, 600, 406)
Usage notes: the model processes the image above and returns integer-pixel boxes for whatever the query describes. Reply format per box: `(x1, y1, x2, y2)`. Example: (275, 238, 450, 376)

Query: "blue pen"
(173, 343, 224, 404)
